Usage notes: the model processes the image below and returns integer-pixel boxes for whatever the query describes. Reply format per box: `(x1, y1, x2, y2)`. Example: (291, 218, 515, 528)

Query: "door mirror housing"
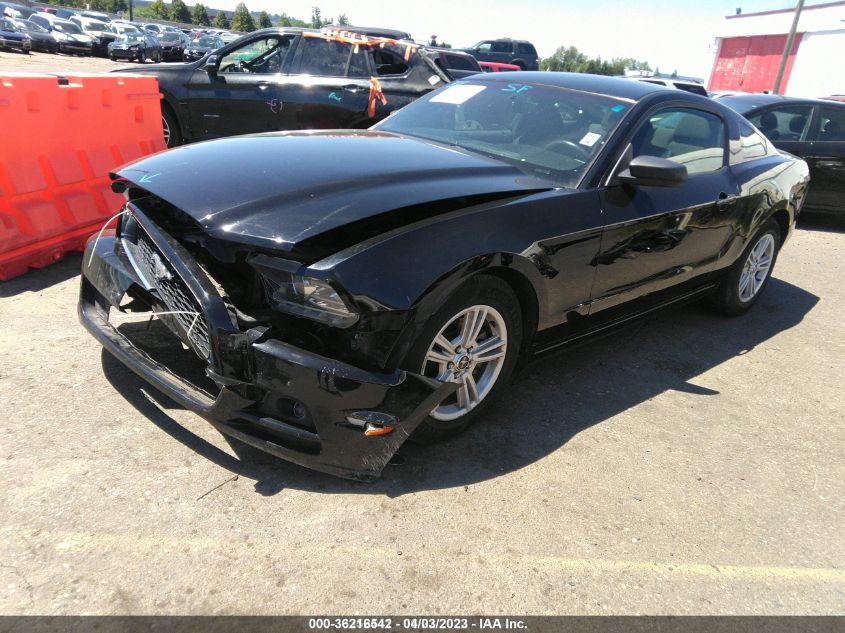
(202, 54, 219, 73)
(614, 154, 688, 188)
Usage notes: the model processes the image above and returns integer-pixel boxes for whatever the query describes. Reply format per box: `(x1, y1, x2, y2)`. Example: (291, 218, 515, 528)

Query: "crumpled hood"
(114, 130, 555, 254)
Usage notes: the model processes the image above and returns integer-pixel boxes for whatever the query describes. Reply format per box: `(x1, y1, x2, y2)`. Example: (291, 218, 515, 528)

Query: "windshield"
(0, 18, 17, 31)
(375, 80, 631, 187)
(55, 22, 82, 34)
(21, 19, 47, 32)
(196, 36, 220, 47)
(160, 32, 180, 41)
(120, 33, 144, 43)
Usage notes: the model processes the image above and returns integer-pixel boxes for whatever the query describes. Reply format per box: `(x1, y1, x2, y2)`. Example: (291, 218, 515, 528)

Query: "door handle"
(342, 84, 360, 93)
(257, 81, 271, 91)
(816, 160, 844, 169)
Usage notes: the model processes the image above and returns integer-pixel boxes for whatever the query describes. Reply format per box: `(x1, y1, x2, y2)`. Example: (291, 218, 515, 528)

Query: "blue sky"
(209, 0, 808, 78)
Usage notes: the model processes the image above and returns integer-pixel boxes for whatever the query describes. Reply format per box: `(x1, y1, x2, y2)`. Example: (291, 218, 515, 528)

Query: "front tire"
(403, 275, 523, 442)
(713, 218, 781, 315)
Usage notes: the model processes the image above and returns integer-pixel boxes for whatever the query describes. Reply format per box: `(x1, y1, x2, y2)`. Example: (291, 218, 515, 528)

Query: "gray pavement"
(1, 216, 843, 615)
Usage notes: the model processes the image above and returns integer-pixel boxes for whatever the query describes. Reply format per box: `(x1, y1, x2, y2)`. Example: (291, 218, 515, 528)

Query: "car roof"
(715, 93, 844, 111)
(473, 71, 677, 101)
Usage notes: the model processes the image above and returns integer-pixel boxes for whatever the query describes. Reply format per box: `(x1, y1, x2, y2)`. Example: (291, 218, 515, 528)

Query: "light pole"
(773, 0, 804, 94)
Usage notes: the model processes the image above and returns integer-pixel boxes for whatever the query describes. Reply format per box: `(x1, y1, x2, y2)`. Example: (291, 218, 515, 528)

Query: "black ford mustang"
(79, 73, 809, 479)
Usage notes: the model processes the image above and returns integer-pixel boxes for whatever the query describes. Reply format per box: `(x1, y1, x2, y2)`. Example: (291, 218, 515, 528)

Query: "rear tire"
(712, 218, 781, 315)
(403, 275, 523, 443)
(161, 104, 182, 148)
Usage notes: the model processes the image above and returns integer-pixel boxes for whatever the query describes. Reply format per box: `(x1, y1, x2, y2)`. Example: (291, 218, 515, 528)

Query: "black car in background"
(108, 32, 161, 62)
(80, 73, 809, 478)
(158, 30, 188, 61)
(10, 18, 58, 53)
(718, 94, 845, 214)
(111, 27, 450, 147)
(0, 16, 30, 53)
(459, 38, 539, 70)
(182, 33, 222, 61)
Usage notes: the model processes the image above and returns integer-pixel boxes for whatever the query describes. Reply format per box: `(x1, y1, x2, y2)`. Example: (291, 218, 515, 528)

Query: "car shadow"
(0, 253, 82, 298)
(797, 212, 845, 234)
(100, 277, 819, 497)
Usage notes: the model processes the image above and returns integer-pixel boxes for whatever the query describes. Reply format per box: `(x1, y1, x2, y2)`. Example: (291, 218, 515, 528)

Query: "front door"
(187, 33, 297, 140)
(592, 106, 738, 317)
(806, 104, 845, 212)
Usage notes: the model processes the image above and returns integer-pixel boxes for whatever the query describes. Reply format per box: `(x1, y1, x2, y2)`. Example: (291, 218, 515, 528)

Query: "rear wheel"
(712, 219, 781, 315)
(403, 276, 523, 442)
(161, 105, 182, 148)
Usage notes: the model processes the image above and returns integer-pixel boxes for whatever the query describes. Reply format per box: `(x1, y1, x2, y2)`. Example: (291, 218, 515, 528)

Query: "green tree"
(169, 0, 191, 23)
(109, 0, 128, 13)
(540, 44, 649, 76)
(87, 0, 108, 10)
(231, 2, 255, 32)
(310, 5, 322, 28)
(258, 10, 272, 28)
(336, 13, 349, 25)
(276, 12, 307, 27)
(214, 9, 230, 28)
(148, 0, 168, 18)
(191, 3, 211, 25)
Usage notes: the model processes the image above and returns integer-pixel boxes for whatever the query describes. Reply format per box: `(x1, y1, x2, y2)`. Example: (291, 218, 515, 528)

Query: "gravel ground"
(0, 214, 843, 615)
(0, 50, 146, 74)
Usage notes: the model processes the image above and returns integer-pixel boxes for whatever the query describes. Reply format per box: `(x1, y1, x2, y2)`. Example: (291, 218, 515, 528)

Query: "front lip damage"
(78, 232, 457, 480)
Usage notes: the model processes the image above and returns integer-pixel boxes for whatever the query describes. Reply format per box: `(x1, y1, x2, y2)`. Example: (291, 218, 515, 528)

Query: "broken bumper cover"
(78, 233, 455, 480)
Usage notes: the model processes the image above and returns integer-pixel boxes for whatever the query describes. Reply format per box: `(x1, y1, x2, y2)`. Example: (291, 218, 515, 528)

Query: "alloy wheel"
(421, 305, 508, 421)
(162, 115, 171, 146)
(739, 233, 775, 302)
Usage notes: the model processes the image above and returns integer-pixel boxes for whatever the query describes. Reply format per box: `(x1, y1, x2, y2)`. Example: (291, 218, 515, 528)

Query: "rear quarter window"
(517, 43, 536, 55)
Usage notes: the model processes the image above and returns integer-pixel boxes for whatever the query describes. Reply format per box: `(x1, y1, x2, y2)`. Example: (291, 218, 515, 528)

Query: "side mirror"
(202, 53, 219, 73)
(616, 155, 687, 188)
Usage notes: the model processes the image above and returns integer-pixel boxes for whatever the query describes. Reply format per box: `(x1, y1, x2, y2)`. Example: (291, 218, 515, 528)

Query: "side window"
(444, 54, 476, 72)
(517, 43, 536, 55)
(219, 35, 293, 74)
(730, 121, 769, 164)
(476, 42, 493, 53)
(747, 105, 812, 142)
(491, 41, 512, 53)
(371, 47, 408, 76)
(817, 106, 845, 142)
(631, 108, 726, 175)
(297, 38, 364, 77)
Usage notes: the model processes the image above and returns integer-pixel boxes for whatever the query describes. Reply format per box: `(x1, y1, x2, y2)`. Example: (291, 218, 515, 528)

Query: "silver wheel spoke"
(426, 349, 452, 364)
(460, 307, 487, 348)
(474, 336, 506, 362)
(463, 373, 479, 407)
(435, 334, 456, 356)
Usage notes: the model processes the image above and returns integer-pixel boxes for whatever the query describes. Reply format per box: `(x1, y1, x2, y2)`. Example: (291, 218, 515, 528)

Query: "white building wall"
(786, 30, 845, 96)
(720, 4, 845, 38)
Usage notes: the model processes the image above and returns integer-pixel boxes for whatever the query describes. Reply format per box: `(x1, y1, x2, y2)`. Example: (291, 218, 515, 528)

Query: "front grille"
(126, 220, 213, 360)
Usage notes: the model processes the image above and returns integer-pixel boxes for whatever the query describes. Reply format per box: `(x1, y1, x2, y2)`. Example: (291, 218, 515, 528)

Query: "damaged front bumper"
(78, 224, 455, 481)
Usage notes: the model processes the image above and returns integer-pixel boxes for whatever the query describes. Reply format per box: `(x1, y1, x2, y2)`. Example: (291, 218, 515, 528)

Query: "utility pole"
(773, 0, 804, 94)
(129, 0, 133, 21)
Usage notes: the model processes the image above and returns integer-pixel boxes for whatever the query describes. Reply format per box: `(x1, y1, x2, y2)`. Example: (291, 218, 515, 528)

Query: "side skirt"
(532, 283, 719, 358)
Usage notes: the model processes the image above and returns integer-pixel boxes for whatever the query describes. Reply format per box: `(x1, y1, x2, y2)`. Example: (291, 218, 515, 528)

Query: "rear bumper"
(79, 233, 454, 480)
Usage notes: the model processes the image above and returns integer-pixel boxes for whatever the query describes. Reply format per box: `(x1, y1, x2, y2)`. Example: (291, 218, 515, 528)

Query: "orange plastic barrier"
(0, 73, 165, 281)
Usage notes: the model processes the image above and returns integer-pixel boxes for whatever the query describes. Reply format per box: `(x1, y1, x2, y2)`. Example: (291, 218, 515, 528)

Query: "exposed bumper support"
(79, 234, 456, 480)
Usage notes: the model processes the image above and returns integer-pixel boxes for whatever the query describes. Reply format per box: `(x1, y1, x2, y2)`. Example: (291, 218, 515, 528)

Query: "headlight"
(248, 255, 358, 327)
